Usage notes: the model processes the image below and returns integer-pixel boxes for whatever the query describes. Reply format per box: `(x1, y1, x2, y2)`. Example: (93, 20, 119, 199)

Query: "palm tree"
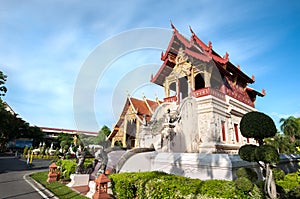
(280, 116, 299, 142)
(295, 118, 300, 139)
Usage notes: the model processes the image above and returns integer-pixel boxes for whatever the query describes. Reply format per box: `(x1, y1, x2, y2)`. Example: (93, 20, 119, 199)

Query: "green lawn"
(30, 171, 88, 199)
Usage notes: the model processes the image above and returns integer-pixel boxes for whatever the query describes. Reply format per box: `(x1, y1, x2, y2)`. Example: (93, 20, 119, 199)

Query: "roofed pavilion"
(151, 23, 264, 107)
(107, 95, 161, 148)
(110, 23, 265, 153)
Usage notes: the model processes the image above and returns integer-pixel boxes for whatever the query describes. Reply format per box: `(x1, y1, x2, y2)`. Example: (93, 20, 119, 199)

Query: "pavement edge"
(23, 171, 59, 199)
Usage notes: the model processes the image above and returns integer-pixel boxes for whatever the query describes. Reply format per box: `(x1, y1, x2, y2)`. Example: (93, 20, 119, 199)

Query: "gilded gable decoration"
(173, 48, 192, 78)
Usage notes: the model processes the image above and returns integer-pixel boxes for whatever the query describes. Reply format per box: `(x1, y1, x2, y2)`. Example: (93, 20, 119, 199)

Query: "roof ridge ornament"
(223, 52, 229, 61)
(262, 89, 266, 96)
(208, 41, 212, 49)
(170, 20, 177, 32)
(126, 90, 131, 98)
(142, 92, 146, 99)
(208, 41, 212, 54)
(127, 95, 138, 114)
(161, 51, 168, 61)
(142, 93, 154, 114)
(189, 26, 195, 35)
(251, 75, 255, 82)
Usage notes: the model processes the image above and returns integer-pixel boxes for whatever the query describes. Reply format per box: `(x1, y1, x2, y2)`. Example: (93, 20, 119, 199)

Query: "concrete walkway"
(0, 156, 55, 199)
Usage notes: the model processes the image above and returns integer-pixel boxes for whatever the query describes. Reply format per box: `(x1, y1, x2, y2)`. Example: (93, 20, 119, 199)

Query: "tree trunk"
(265, 163, 277, 199)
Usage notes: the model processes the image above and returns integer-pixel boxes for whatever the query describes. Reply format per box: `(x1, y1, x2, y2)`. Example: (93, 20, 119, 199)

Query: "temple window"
(179, 76, 189, 100)
(221, 121, 226, 141)
(210, 67, 223, 90)
(170, 82, 176, 96)
(195, 73, 205, 90)
(234, 123, 239, 142)
(114, 141, 122, 147)
(130, 139, 135, 148)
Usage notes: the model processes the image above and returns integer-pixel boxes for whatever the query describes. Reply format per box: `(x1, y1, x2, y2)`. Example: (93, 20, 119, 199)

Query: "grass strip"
(31, 171, 88, 199)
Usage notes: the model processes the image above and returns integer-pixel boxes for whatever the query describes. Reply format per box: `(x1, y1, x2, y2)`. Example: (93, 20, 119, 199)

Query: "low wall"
(119, 152, 299, 181)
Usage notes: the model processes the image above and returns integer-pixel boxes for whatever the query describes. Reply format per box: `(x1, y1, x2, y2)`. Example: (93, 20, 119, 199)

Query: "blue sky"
(0, 0, 299, 132)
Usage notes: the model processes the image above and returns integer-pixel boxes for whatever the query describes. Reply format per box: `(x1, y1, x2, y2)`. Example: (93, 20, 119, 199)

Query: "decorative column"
(135, 119, 140, 148)
(164, 79, 170, 98)
(191, 67, 195, 91)
(176, 78, 180, 104)
(123, 119, 128, 148)
(111, 137, 115, 147)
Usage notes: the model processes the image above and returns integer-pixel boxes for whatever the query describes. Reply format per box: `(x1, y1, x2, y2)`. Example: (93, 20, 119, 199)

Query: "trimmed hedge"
(235, 177, 253, 193)
(109, 171, 251, 199)
(236, 167, 258, 182)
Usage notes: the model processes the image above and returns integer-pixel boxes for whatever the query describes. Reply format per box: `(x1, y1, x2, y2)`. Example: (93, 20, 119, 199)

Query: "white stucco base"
(119, 151, 299, 181)
(67, 174, 90, 187)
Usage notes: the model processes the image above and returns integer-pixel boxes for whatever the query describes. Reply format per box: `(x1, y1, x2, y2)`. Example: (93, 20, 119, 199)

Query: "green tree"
(296, 118, 300, 141)
(0, 71, 7, 97)
(27, 126, 45, 147)
(0, 102, 45, 150)
(280, 116, 299, 141)
(94, 125, 111, 145)
(57, 133, 73, 152)
(100, 125, 111, 137)
(265, 132, 297, 154)
(79, 125, 111, 147)
(239, 111, 279, 199)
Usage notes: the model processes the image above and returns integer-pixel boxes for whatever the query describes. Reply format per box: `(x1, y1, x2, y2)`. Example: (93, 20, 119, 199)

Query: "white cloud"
(271, 112, 300, 120)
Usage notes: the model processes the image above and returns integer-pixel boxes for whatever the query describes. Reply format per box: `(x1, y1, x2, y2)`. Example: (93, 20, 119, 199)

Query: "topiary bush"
(235, 177, 253, 193)
(239, 111, 279, 199)
(240, 112, 277, 142)
(255, 145, 279, 164)
(238, 144, 258, 162)
(236, 167, 258, 182)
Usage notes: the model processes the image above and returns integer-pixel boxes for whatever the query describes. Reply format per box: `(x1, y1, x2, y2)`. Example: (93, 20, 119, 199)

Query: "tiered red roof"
(151, 23, 265, 107)
(107, 97, 160, 140)
(151, 23, 254, 86)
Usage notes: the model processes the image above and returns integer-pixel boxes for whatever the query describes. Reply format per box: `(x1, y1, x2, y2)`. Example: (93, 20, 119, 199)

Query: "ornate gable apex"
(129, 97, 159, 122)
(151, 23, 254, 87)
(142, 94, 161, 114)
(151, 27, 210, 87)
(107, 98, 130, 140)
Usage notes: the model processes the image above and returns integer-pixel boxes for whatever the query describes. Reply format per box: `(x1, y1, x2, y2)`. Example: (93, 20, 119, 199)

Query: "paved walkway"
(0, 156, 52, 199)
